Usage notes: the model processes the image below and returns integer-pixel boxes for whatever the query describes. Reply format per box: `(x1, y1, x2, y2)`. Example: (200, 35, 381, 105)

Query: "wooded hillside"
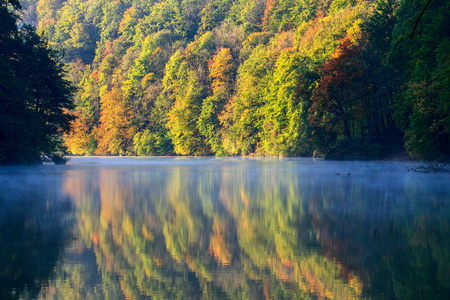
(21, 0, 450, 160)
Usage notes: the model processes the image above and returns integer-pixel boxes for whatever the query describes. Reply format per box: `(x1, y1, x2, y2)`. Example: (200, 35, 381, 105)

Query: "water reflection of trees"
(0, 173, 74, 300)
(59, 163, 450, 299)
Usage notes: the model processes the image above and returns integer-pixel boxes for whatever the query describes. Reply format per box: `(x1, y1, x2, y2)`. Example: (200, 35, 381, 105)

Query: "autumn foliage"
(96, 87, 135, 155)
(33, 0, 448, 161)
(309, 38, 366, 148)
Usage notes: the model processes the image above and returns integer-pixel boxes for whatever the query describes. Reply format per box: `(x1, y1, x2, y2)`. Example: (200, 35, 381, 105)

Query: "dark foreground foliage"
(0, 0, 74, 165)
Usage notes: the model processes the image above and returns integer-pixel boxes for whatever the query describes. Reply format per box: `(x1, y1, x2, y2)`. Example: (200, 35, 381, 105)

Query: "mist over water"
(1, 157, 449, 299)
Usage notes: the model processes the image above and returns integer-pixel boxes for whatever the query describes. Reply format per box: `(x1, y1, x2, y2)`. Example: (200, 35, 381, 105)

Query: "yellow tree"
(64, 110, 96, 155)
(96, 87, 135, 155)
(197, 48, 234, 154)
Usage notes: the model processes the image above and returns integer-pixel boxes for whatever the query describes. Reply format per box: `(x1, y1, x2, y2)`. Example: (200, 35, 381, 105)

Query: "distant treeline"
(9, 0, 450, 161)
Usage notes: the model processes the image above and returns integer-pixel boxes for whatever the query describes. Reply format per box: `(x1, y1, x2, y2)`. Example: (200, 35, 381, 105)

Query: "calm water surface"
(1, 157, 449, 299)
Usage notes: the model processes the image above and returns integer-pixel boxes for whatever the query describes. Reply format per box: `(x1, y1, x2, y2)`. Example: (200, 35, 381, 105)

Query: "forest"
(2, 0, 450, 162)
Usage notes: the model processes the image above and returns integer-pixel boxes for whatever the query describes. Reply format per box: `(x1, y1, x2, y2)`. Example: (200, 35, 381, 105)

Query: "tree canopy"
(9, 0, 450, 161)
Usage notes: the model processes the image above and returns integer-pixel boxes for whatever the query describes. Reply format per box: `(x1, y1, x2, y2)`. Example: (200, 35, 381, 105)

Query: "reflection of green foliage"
(385, 216, 450, 299)
(230, 166, 362, 299)
(46, 161, 450, 299)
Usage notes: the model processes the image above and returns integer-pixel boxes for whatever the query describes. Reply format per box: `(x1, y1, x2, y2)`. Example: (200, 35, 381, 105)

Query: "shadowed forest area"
(1, 0, 449, 163)
(0, 0, 75, 164)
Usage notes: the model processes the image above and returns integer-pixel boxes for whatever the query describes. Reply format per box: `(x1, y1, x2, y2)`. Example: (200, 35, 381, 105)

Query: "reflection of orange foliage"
(102, 252, 115, 273)
(185, 254, 200, 276)
(282, 258, 294, 268)
(209, 220, 232, 265)
(299, 263, 361, 300)
(348, 276, 362, 295)
(97, 169, 138, 248)
(217, 177, 239, 217)
(62, 158, 367, 299)
(63, 170, 92, 204)
(112, 227, 123, 245)
(142, 224, 155, 241)
(311, 213, 364, 297)
(99, 170, 127, 228)
(153, 256, 163, 267)
(92, 232, 99, 244)
(119, 277, 134, 300)
(301, 267, 330, 299)
(240, 188, 249, 208)
(241, 211, 250, 231)
(268, 258, 296, 283)
(343, 268, 363, 296)
(43, 286, 56, 296)
(263, 280, 271, 300)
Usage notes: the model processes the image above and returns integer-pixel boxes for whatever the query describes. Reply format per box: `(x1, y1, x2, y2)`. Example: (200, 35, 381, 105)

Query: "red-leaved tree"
(309, 37, 367, 150)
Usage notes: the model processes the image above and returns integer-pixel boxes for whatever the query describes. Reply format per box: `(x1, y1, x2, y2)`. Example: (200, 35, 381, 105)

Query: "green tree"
(390, 0, 450, 161)
(263, 0, 319, 32)
(165, 32, 215, 155)
(260, 50, 317, 156)
(220, 44, 271, 155)
(358, 0, 400, 146)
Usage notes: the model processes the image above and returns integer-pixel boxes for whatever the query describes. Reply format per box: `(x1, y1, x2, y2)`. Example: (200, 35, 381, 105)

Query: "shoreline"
(66, 152, 421, 162)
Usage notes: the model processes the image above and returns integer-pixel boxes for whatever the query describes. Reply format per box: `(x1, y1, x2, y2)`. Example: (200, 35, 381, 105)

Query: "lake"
(1, 157, 449, 299)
